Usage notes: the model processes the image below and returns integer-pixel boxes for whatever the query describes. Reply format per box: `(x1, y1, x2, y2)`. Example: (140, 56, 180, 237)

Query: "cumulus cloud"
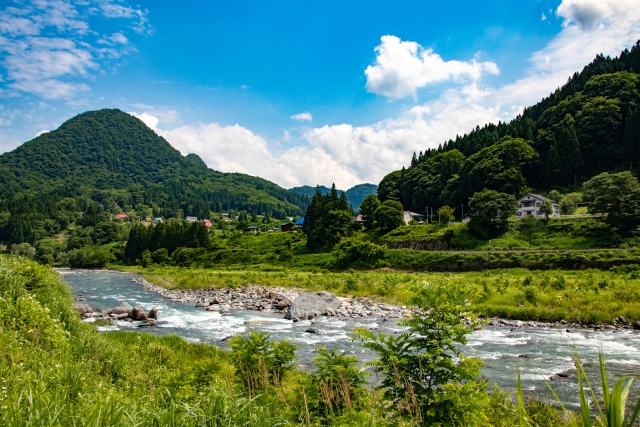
(0, 0, 151, 99)
(556, 0, 636, 29)
(126, 0, 640, 190)
(365, 35, 499, 99)
(35, 129, 49, 136)
(290, 112, 312, 122)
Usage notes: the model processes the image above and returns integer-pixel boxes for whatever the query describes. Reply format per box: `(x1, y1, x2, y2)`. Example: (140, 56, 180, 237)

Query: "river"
(59, 269, 640, 408)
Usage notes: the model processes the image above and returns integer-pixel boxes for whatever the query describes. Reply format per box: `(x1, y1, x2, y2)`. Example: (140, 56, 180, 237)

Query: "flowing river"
(59, 269, 640, 408)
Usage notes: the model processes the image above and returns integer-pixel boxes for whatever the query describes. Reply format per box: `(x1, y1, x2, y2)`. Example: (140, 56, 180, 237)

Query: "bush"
(67, 246, 113, 268)
(332, 238, 386, 268)
(10, 242, 35, 258)
(228, 331, 297, 393)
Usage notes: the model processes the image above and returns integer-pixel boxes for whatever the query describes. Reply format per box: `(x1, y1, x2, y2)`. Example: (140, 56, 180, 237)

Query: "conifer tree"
(548, 114, 583, 185)
(623, 104, 640, 171)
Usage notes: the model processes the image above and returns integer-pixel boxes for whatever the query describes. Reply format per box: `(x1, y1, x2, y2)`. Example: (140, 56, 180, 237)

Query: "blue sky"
(1, 0, 639, 189)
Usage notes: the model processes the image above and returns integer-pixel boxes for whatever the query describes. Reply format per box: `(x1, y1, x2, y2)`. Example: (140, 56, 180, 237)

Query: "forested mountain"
(379, 41, 640, 215)
(0, 109, 309, 244)
(290, 183, 377, 210)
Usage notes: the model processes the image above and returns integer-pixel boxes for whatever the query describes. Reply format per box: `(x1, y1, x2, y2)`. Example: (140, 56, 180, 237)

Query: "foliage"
(0, 109, 309, 245)
(67, 245, 114, 268)
(124, 221, 210, 263)
(289, 183, 377, 211)
(354, 281, 485, 425)
(303, 184, 352, 250)
(308, 346, 368, 417)
(374, 200, 405, 232)
(380, 43, 640, 214)
(583, 171, 640, 232)
(523, 350, 640, 427)
(438, 205, 455, 223)
(468, 189, 518, 238)
(228, 331, 297, 393)
(359, 193, 380, 230)
(332, 238, 387, 268)
(539, 200, 554, 221)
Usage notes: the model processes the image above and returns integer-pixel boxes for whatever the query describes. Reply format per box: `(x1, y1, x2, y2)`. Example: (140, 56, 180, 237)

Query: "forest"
(378, 42, 640, 217)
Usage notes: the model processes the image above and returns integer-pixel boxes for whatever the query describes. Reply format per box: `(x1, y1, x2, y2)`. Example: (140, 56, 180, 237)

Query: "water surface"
(60, 269, 640, 407)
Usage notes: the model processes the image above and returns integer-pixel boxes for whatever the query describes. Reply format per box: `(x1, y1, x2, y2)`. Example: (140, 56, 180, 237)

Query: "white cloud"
(541, 12, 547, 21)
(35, 129, 49, 136)
(290, 112, 312, 122)
(125, 0, 640, 190)
(556, 0, 636, 29)
(365, 35, 499, 99)
(129, 111, 159, 132)
(0, 0, 150, 99)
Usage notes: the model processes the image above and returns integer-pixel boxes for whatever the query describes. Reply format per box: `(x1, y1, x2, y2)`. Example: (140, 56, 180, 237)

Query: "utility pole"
(461, 204, 464, 219)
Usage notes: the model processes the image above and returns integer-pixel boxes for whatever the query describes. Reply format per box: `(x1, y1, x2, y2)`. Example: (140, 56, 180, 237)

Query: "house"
(153, 217, 163, 224)
(403, 211, 424, 224)
(516, 193, 560, 219)
(461, 214, 471, 223)
(186, 216, 198, 222)
(115, 213, 129, 222)
(281, 222, 294, 232)
(202, 219, 213, 227)
(294, 217, 305, 230)
(245, 226, 261, 233)
(221, 213, 231, 222)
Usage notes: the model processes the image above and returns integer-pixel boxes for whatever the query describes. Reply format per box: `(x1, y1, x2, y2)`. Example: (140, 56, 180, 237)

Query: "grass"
(114, 265, 640, 324)
(3, 254, 577, 426)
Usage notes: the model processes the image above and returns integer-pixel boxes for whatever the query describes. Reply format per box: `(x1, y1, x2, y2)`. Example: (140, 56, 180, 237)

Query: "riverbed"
(60, 269, 640, 408)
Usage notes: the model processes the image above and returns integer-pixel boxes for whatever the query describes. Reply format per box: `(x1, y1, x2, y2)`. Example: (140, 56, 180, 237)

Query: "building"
(221, 213, 231, 221)
(245, 226, 261, 233)
(115, 213, 129, 222)
(153, 217, 163, 224)
(516, 193, 560, 219)
(186, 216, 198, 222)
(202, 219, 213, 227)
(281, 222, 294, 232)
(294, 217, 305, 230)
(461, 214, 471, 223)
(403, 211, 425, 224)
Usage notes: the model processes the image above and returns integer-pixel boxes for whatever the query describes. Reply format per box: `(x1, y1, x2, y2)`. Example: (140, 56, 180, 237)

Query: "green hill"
(290, 183, 377, 210)
(379, 40, 640, 215)
(0, 109, 309, 244)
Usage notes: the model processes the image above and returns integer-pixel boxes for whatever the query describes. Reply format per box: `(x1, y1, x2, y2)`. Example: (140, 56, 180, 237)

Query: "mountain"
(0, 109, 310, 243)
(379, 40, 640, 214)
(290, 183, 378, 211)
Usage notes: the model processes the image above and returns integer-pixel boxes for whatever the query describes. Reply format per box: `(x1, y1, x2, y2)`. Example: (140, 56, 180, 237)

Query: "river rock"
(632, 321, 640, 330)
(138, 319, 157, 327)
(75, 303, 93, 315)
(111, 301, 132, 315)
(148, 307, 158, 320)
(276, 299, 291, 310)
(207, 304, 220, 311)
(305, 327, 318, 334)
(131, 306, 147, 321)
(285, 292, 342, 320)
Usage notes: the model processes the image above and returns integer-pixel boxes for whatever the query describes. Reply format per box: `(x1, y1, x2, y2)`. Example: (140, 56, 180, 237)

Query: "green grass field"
(115, 265, 640, 324)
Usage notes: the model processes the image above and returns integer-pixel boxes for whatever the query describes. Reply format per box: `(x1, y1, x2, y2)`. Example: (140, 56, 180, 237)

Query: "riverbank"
(111, 265, 640, 325)
(119, 273, 638, 330)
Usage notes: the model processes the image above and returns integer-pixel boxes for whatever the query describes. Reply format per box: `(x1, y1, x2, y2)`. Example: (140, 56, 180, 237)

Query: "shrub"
(332, 238, 386, 268)
(228, 331, 297, 393)
(67, 246, 113, 268)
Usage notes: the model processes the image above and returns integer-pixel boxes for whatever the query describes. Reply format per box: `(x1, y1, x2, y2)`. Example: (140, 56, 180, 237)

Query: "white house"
(516, 194, 560, 219)
(403, 211, 425, 224)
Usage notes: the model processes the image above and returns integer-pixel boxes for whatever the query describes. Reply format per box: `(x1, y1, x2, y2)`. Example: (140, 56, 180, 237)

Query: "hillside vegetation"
(290, 183, 378, 211)
(379, 41, 640, 216)
(0, 109, 310, 246)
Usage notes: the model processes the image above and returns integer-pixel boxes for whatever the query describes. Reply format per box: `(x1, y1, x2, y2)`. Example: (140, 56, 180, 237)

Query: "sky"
(1, 0, 640, 190)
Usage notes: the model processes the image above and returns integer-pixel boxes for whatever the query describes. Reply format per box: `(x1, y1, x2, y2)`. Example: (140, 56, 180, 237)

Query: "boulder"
(131, 306, 147, 321)
(305, 327, 318, 334)
(138, 319, 157, 327)
(147, 307, 158, 320)
(276, 299, 291, 310)
(111, 301, 133, 315)
(285, 292, 342, 320)
(207, 305, 220, 311)
(75, 303, 93, 315)
(632, 321, 640, 330)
